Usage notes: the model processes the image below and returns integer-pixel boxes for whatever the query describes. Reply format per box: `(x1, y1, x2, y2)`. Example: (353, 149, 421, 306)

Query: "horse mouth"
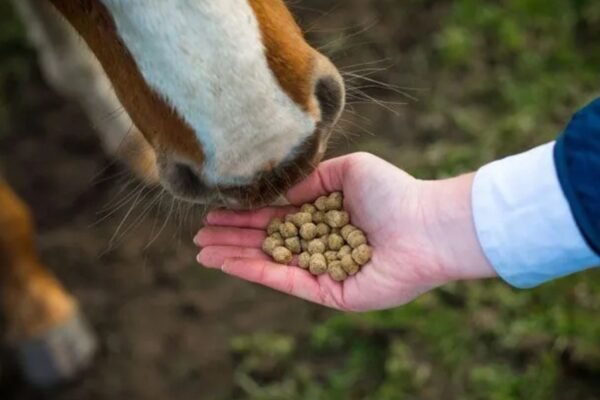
(217, 133, 323, 209)
(160, 126, 326, 210)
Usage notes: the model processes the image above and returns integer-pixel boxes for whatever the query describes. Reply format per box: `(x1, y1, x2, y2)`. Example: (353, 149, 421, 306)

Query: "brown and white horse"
(4, 0, 344, 387)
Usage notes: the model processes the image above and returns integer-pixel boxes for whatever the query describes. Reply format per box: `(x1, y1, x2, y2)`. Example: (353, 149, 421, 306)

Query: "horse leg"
(0, 180, 96, 387)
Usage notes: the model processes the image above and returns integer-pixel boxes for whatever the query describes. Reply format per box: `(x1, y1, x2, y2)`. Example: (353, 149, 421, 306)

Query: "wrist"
(419, 174, 497, 283)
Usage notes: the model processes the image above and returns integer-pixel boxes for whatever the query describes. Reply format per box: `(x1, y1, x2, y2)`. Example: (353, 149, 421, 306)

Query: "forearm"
(420, 143, 600, 288)
(423, 139, 600, 288)
(420, 174, 498, 283)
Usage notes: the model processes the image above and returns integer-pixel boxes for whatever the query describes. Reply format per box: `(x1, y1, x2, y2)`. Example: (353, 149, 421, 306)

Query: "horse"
(4, 0, 345, 387)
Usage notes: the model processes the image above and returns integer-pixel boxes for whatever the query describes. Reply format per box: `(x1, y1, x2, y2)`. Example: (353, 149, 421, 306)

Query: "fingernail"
(204, 210, 219, 224)
(221, 258, 241, 274)
(221, 259, 231, 273)
(196, 253, 203, 265)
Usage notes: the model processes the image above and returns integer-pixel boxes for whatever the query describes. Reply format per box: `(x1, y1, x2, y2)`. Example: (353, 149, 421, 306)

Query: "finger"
(197, 246, 269, 269)
(286, 156, 350, 205)
(205, 206, 297, 229)
(194, 227, 265, 248)
(221, 258, 342, 309)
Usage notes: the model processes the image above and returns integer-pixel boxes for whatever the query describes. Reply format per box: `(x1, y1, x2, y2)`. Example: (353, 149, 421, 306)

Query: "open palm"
(195, 153, 456, 311)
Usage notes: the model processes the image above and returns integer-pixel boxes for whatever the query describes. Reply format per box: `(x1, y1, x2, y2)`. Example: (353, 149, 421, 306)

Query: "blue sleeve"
(554, 98, 600, 256)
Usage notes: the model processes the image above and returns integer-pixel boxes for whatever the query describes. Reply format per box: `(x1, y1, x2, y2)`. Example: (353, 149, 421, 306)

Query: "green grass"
(0, 2, 33, 135)
(231, 1, 600, 399)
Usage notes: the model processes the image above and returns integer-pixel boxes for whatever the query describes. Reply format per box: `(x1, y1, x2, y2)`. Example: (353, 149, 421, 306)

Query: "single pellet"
(352, 244, 373, 266)
(279, 222, 298, 239)
(309, 254, 328, 275)
(299, 223, 318, 241)
(267, 218, 283, 236)
(338, 245, 352, 258)
(298, 252, 311, 269)
(285, 237, 302, 254)
(341, 255, 360, 276)
(312, 211, 325, 224)
(328, 261, 348, 282)
(273, 247, 293, 264)
(308, 239, 326, 255)
(325, 210, 350, 228)
(347, 230, 367, 249)
(316, 222, 331, 237)
(327, 233, 345, 251)
(314, 196, 329, 211)
(301, 204, 317, 214)
(326, 192, 344, 211)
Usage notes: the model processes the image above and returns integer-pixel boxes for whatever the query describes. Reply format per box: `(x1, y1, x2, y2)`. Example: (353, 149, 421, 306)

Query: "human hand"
(194, 153, 496, 311)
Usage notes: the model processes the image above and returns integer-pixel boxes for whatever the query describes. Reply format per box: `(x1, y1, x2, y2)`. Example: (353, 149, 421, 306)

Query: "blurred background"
(1, 0, 600, 399)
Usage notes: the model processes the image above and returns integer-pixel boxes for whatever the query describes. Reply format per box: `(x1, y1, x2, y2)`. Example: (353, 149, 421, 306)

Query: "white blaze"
(100, 0, 315, 185)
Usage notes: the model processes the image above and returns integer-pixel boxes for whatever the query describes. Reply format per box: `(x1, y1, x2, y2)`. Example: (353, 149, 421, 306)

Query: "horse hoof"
(15, 311, 97, 388)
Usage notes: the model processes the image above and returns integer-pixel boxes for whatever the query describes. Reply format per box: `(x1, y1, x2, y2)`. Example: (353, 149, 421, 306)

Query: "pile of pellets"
(262, 192, 372, 282)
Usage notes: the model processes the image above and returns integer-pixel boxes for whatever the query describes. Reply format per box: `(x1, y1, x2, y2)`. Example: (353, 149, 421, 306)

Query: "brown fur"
(0, 181, 76, 340)
(48, 0, 205, 166)
(247, 0, 319, 116)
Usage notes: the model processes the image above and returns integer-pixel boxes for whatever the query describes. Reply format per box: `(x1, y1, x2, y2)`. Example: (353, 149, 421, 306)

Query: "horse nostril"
(174, 162, 202, 191)
(315, 75, 344, 125)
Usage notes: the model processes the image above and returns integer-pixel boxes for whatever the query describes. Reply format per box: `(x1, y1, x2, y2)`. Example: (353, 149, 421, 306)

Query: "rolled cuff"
(472, 142, 600, 289)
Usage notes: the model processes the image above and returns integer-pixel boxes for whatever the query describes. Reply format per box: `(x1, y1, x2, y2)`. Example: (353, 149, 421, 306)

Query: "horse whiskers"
(90, 168, 132, 187)
(339, 58, 394, 72)
(145, 188, 166, 247)
(314, 19, 379, 53)
(105, 183, 147, 251)
(346, 92, 409, 107)
(106, 189, 162, 247)
(344, 72, 421, 101)
(342, 107, 373, 125)
(181, 201, 196, 235)
(214, 186, 230, 209)
(144, 192, 174, 250)
(294, 3, 342, 34)
(109, 183, 164, 249)
(93, 179, 146, 227)
(339, 117, 378, 138)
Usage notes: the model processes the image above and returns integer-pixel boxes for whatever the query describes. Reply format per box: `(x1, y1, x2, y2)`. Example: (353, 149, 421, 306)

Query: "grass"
(0, 2, 33, 135)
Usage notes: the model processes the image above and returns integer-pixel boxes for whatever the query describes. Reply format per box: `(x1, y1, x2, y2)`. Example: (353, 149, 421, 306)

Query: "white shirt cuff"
(472, 142, 600, 288)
